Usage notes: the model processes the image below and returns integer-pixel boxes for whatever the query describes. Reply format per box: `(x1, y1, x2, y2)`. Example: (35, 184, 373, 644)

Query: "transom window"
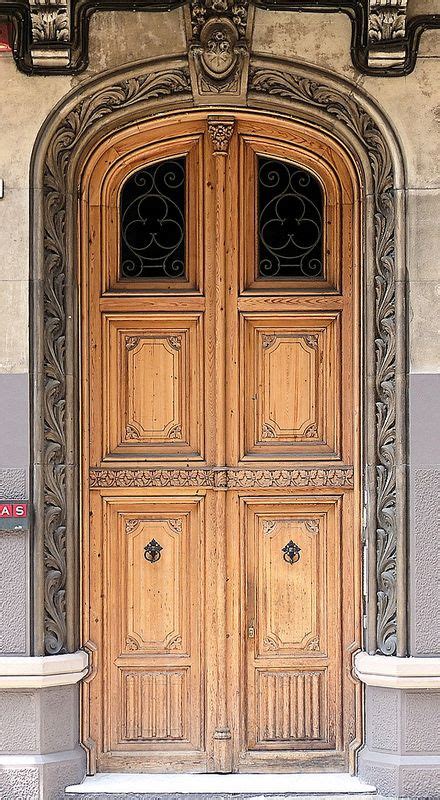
(257, 156, 323, 279)
(120, 157, 186, 280)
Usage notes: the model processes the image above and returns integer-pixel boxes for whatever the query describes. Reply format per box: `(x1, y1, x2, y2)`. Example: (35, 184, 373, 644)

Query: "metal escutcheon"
(282, 540, 301, 564)
(144, 538, 163, 563)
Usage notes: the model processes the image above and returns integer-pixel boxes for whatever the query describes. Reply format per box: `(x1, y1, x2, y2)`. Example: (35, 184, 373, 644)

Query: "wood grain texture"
(81, 112, 361, 773)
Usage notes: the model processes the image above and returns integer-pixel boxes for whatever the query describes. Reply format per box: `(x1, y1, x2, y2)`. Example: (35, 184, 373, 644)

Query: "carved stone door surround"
(30, 54, 407, 670)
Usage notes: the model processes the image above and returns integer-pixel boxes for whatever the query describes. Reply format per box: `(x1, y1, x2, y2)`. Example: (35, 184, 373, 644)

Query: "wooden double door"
(81, 112, 361, 773)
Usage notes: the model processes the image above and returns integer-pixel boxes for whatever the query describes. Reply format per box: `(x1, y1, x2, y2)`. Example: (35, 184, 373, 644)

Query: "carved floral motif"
(207, 118, 235, 153)
(30, 0, 70, 44)
(89, 466, 355, 489)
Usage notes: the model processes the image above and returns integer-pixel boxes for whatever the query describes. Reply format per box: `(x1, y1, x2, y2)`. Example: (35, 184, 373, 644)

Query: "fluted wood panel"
(122, 670, 187, 741)
(256, 670, 324, 743)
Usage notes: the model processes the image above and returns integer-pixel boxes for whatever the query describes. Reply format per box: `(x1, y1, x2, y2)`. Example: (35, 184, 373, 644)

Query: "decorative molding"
(187, 0, 251, 101)
(89, 466, 355, 488)
(249, 65, 404, 656)
(0, 651, 88, 688)
(1, 0, 439, 76)
(354, 652, 440, 689)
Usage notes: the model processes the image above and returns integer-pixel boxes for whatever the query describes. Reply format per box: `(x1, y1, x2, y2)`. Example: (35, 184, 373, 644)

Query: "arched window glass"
(120, 157, 186, 280)
(258, 156, 323, 279)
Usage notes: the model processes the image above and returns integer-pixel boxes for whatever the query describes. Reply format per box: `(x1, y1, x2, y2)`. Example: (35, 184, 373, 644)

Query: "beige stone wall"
(1, 7, 439, 373)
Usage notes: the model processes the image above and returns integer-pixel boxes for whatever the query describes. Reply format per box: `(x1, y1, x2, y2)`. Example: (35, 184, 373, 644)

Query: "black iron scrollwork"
(258, 156, 323, 279)
(121, 157, 186, 279)
(144, 539, 163, 563)
(282, 540, 301, 564)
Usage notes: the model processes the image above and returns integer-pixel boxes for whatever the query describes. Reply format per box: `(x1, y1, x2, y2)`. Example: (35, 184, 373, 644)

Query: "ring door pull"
(282, 540, 301, 564)
(144, 538, 163, 563)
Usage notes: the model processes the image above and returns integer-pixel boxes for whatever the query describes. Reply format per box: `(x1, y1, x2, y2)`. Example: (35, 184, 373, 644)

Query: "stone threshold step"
(65, 773, 377, 799)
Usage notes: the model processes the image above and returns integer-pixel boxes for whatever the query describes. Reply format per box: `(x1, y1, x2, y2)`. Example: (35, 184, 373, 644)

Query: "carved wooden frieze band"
(89, 467, 355, 489)
(1, 0, 439, 76)
(35, 59, 405, 660)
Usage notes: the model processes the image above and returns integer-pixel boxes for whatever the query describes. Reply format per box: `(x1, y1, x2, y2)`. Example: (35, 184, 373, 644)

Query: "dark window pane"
(257, 156, 323, 279)
(120, 157, 186, 279)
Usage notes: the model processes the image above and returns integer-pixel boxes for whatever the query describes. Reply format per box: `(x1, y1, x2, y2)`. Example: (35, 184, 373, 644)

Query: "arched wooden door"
(81, 112, 361, 774)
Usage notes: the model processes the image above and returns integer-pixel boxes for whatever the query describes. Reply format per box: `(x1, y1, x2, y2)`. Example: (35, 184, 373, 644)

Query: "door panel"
(103, 496, 204, 759)
(81, 112, 361, 774)
(242, 314, 341, 459)
(104, 313, 204, 459)
(243, 497, 341, 755)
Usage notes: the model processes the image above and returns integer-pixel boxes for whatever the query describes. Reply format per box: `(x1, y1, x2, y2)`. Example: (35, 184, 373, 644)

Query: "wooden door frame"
(79, 112, 361, 772)
(29, 54, 407, 732)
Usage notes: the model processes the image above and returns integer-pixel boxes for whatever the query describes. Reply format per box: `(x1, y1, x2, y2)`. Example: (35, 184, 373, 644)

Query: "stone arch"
(29, 53, 407, 660)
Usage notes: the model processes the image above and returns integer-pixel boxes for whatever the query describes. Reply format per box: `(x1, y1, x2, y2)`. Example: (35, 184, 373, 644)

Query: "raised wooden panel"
(102, 496, 204, 754)
(256, 515, 326, 656)
(122, 514, 189, 654)
(244, 497, 341, 752)
(256, 669, 326, 744)
(104, 313, 204, 460)
(241, 313, 341, 460)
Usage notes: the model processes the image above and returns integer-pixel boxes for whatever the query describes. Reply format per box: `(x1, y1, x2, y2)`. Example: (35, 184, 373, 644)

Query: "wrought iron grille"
(120, 157, 186, 279)
(257, 156, 323, 279)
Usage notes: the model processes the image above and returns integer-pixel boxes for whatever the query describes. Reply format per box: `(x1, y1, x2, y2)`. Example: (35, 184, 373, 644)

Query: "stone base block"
(0, 746, 86, 800)
(357, 685, 440, 798)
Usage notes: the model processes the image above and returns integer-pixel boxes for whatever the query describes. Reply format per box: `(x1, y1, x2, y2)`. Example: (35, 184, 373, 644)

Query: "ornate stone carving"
(368, 1, 407, 42)
(30, 1, 70, 42)
(29, 0, 71, 69)
(39, 68, 191, 655)
(249, 66, 402, 656)
(36, 59, 404, 660)
(207, 117, 235, 154)
(3, 1, 439, 75)
(368, 0, 408, 69)
(187, 0, 251, 100)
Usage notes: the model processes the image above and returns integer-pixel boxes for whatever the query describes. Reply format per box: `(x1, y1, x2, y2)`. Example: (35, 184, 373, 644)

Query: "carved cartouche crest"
(188, 0, 250, 98)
